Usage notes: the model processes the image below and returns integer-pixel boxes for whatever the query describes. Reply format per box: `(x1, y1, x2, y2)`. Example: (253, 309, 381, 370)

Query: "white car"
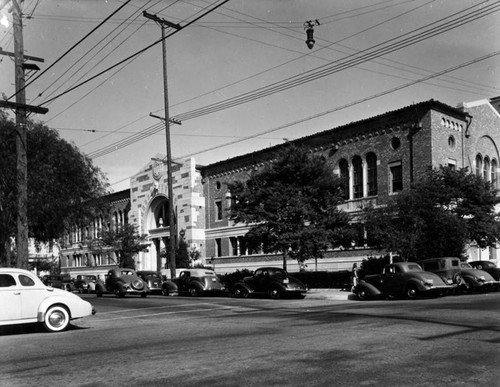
(0, 268, 95, 332)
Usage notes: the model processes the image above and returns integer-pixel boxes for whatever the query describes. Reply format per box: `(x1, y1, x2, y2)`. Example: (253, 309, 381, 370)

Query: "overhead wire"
(171, 1, 500, 122)
(86, 1, 500, 159)
(38, 0, 230, 106)
(6, 0, 133, 102)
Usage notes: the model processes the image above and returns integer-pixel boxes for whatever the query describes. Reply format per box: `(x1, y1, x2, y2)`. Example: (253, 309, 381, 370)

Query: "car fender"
(405, 278, 428, 292)
(355, 280, 382, 297)
(234, 281, 253, 294)
(162, 280, 178, 293)
(37, 292, 93, 322)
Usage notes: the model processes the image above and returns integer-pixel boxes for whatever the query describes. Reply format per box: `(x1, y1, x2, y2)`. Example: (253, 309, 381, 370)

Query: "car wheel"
(189, 287, 200, 297)
(132, 279, 144, 291)
(356, 288, 369, 301)
(233, 285, 249, 298)
(406, 284, 419, 299)
(161, 287, 170, 296)
(43, 305, 70, 332)
(269, 287, 282, 299)
(77, 287, 83, 294)
(115, 283, 126, 297)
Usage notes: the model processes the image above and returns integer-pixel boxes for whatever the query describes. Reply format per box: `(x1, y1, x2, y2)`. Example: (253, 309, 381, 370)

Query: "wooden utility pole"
(0, 0, 47, 268)
(143, 11, 181, 279)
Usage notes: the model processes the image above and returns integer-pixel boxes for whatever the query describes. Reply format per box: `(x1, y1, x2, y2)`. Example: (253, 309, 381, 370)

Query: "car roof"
(0, 268, 34, 275)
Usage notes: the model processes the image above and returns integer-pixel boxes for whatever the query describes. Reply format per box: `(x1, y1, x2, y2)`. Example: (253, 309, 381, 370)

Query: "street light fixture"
(304, 19, 320, 49)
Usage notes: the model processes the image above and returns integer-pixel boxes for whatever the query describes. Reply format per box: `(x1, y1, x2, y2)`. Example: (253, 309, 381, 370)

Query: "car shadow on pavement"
(0, 323, 89, 336)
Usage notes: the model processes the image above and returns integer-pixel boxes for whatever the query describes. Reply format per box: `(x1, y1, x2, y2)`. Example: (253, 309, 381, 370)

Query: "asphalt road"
(1, 291, 499, 387)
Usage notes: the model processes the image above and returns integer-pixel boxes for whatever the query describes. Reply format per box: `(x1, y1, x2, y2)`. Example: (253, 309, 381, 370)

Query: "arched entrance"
(146, 195, 176, 272)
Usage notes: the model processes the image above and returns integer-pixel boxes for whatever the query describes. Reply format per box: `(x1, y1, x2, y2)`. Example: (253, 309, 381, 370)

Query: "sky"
(1, 0, 500, 192)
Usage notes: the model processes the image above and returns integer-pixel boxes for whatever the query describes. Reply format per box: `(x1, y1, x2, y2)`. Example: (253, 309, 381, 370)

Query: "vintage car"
(460, 262, 500, 292)
(232, 267, 307, 299)
(354, 262, 453, 300)
(418, 257, 464, 290)
(469, 260, 500, 281)
(95, 268, 149, 298)
(137, 270, 165, 295)
(42, 274, 76, 292)
(74, 274, 98, 294)
(0, 268, 95, 332)
(162, 269, 225, 297)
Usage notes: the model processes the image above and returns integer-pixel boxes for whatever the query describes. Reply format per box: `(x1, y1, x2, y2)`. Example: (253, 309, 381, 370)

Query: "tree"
(363, 166, 500, 261)
(90, 224, 150, 269)
(175, 238, 191, 268)
(0, 111, 108, 267)
(228, 144, 350, 270)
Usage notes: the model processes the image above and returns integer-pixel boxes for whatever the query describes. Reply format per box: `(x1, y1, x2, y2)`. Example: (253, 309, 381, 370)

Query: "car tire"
(233, 285, 249, 298)
(161, 287, 170, 296)
(115, 283, 126, 297)
(189, 287, 200, 297)
(356, 288, 369, 301)
(269, 287, 282, 299)
(406, 284, 419, 299)
(43, 305, 70, 333)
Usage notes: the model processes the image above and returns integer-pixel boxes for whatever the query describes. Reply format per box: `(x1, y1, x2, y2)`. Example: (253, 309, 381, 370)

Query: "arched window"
(483, 157, 490, 181)
(491, 159, 498, 187)
(476, 154, 482, 176)
(352, 156, 363, 199)
(339, 159, 349, 200)
(366, 153, 378, 196)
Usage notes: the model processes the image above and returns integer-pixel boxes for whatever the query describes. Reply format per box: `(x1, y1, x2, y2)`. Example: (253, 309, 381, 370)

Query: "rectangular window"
(448, 159, 456, 171)
(215, 200, 223, 221)
(230, 237, 238, 256)
(389, 162, 403, 193)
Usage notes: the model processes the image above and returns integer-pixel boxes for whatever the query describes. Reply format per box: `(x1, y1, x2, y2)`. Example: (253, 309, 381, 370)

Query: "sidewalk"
(306, 288, 357, 301)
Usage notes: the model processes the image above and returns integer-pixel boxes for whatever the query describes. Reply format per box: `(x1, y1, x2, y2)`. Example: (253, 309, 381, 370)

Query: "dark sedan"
(354, 262, 453, 300)
(469, 260, 500, 282)
(232, 267, 307, 299)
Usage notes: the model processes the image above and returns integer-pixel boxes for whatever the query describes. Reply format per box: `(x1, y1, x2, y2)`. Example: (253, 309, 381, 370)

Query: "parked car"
(232, 267, 307, 299)
(354, 262, 453, 300)
(162, 269, 225, 297)
(95, 268, 149, 298)
(41, 274, 76, 292)
(417, 257, 464, 291)
(0, 268, 95, 332)
(74, 274, 98, 294)
(460, 262, 500, 292)
(469, 260, 500, 281)
(137, 271, 165, 295)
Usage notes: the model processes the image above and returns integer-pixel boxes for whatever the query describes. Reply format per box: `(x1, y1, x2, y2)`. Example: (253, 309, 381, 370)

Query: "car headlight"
(423, 279, 434, 287)
(478, 276, 485, 282)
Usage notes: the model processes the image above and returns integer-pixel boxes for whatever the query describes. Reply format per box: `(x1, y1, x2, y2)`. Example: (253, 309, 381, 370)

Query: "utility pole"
(143, 11, 181, 279)
(0, 0, 47, 268)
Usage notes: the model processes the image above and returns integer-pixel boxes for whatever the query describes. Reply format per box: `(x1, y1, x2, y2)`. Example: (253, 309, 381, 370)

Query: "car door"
(17, 273, 49, 320)
(177, 271, 190, 292)
(0, 273, 22, 322)
(382, 265, 405, 295)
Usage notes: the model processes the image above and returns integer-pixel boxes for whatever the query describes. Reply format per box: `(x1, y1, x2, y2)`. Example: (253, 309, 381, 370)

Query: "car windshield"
(481, 261, 495, 269)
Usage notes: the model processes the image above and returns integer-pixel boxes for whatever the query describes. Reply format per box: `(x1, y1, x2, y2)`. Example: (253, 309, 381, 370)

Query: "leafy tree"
(363, 166, 500, 261)
(228, 144, 350, 270)
(0, 111, 108, 267)
(175, 238, 191, 268)
(89, 224, 150, 269)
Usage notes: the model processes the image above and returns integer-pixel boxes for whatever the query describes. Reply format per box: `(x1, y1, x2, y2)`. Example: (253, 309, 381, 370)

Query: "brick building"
(200, 98, 500, 273)
(59, 97, 500, 276)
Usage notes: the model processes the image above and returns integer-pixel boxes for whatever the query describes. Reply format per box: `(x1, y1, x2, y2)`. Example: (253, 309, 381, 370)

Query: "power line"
(7, 0, 134, 102)
(89, 49, 500, 160)
(38, 0, 230, 106)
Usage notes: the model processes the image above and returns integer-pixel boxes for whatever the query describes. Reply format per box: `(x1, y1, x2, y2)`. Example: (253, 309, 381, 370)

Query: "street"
(1, 292, 499, 387)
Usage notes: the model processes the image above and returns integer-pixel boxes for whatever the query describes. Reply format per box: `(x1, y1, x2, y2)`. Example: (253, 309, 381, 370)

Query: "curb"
(306, 289, 357, 301)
